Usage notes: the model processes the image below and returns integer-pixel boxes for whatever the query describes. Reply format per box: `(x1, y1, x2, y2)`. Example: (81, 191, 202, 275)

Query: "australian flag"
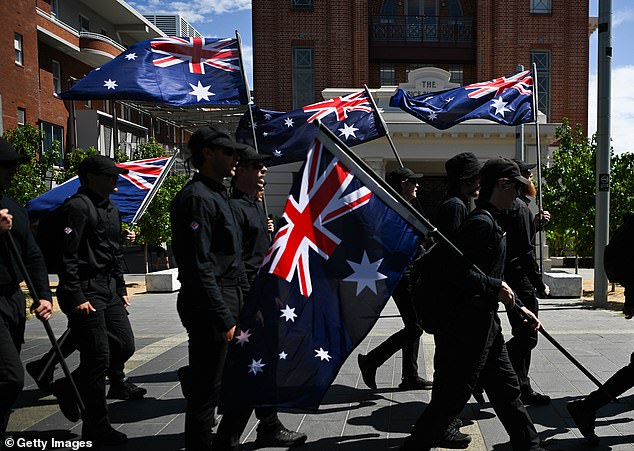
(27, 156, 172, 223)
(235, 91, 386, 165)
(219, 126, 426, 412)
(60, 37, 247, 106)
(390, 70, 534, 130)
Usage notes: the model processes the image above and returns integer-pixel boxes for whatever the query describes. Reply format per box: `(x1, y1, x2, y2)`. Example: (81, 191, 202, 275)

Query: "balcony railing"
(370, 15, 474, 45)
(79, 32, 126, 52)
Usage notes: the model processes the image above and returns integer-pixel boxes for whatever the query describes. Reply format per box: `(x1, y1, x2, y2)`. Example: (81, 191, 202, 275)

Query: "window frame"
(530, 0, 552, 14)
(79, 14, 90, 32)
(40, 121, 64, 166)
(530, 49, 551, 119)
(292, 46, 315, 109)
(17, 108, 26, 126)
(52, 59, 62, 95)
(292, 0, 313, 9)
(14, 33, 23, 66)
(379, 64, 396, 86)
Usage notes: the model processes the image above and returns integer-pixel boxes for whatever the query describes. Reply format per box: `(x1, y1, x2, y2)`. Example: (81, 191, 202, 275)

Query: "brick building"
(0, 0, 193, 160)
(252, 0, 591, 131)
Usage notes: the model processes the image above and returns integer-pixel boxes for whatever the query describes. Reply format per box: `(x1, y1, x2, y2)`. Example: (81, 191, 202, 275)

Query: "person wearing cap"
(501, 160, 551, 407)
(44, 154, 137, 444)
(358, 166, 434, 391)
(210, 149, 308, 448)
(0, 137, 53, 443)
(402, 158, 544, 451)
(170, 125, 251, 451)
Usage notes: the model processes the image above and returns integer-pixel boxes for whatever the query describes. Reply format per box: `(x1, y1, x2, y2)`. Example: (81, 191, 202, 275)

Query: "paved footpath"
(7, 276, 634, 450)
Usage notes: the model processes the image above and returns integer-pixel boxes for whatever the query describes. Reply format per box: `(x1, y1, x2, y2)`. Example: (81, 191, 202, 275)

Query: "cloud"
(588, 65, 634, 154)
(132, 0, 251, 24)
(613, 8, 634, 28)
(241, 45, 253, 89)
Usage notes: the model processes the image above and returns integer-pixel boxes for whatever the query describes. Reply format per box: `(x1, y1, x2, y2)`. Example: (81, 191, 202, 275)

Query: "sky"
(129, 0, 634, 154)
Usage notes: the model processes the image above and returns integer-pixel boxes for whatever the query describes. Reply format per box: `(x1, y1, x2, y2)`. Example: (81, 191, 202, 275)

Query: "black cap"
(77, 155, 128, 177)
(237, 146, 271, 166)
(480, 158, 530, 187)
(512, 159, 537, 175)
(386, 167, 423, 186)
(445, 152, 481, 181)
(0, 137, 29, 163)
(189, 124, 254, 156)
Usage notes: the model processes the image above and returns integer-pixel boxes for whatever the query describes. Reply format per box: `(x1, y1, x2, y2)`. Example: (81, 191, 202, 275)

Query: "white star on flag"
(124, 53, 137, 60)
(189, 81, 214, 102)
(248, 358, 266, 375)
(280, 305, 297, 322)
(315, 348, 332, 362)
(104, 79, 118, 90)
(427, 111, 438, 121)
(343, 251, 388, 295)
(445, 96, 455, 103)
(263, 132, 269, 137)
(491, 97, 511, 117)
(264, 113, 273, 120)
(273, 149, 283, 157)
(235, 329, 252, 347)
(279, 351, 288, 360)
(338, 123, 359, 140)
(284, 117, 294, 128)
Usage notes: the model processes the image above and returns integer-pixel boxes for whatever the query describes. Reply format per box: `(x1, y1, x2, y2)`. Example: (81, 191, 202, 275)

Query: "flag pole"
(129, 151, 180, 228)
(531, 64, 545, 275)
(363, 84, 404, 168)
(236, 30, 272, 235)
(315, 120, 610, 396)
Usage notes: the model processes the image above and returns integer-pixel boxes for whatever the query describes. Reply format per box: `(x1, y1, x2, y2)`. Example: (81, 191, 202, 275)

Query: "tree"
(610, 152, 634, 231)
(3, 124, 61, 206)
(542, 118, 596, 258)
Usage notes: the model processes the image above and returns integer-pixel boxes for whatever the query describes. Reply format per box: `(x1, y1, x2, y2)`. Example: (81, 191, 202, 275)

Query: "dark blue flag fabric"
(390, 70, 534, 130)
(235, 90, 386, 165)
(60, 37, 247, 106)
(27, 157, 172, 223)
(219, 131, 425, 412)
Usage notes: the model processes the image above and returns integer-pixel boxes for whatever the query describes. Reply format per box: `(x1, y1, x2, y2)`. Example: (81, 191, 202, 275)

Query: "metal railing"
(79, 32, 126, 52)
(370, 15, 474, 45)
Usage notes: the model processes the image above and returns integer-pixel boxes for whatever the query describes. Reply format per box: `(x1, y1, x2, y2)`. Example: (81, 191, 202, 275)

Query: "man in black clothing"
(358, 167, 433, 391)
(214, 149, 307, 448)
(503, 160, 551, 406)
(0, 138, 53, 442)
(402, 158, 543, 451)
(53, 155, 140, 445)
(171, 125, 250, 451)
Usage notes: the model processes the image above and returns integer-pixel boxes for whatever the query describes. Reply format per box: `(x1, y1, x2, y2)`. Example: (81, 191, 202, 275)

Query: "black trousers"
(58, 278, 134, 431)
(506, 274, 539, 395)
(406, 307, 540, 451)
(0, 289, 25, 439)
(213, 406, 282, 450)
(365, 277, 423, 380)
(178, 286, 242, 451)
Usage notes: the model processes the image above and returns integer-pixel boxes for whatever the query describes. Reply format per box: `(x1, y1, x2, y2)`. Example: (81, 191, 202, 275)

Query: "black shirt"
(170, 173, 247, 332)
(229, 189, 269, 283)
(435, 193, 470, 240)
(58, 187, 127, 307)
(0, 193, 51, 300)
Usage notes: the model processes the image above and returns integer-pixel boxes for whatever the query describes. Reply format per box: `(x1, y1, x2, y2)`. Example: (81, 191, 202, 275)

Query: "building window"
(40, 122, 64, 164)
(292, 0, 313, 9)
(447, 64, 464, 85)
(530, 0, 551, 14)
(51, 0, 59, 16)
(79, 15, 90, 32)
(122, 104, 131, 122)
(84, 99, 92, 108)
(380, 64, 396, 86)
(14, 33, 23, 65)
(17, 108, 26, 126)
(52, 59, 61, 95)
(292, 47, 314, 109)
(530, 50, 551, 119)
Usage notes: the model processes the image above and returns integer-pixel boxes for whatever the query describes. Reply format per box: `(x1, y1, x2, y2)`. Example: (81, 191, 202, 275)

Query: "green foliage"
(610, 152, 634, 231)
(132, 137, 165, 160)
(543, 118, 596, 257)
(2, 124, 61, 206)
(58, 147, 97, 182)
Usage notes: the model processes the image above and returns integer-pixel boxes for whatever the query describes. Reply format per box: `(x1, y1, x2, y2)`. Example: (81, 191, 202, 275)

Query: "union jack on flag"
(390, 69, 534, 129)
(27, 156, 174, 223)
(60, 36, 247, 106)
(235, 90, 386, 165)
(220, 126, 425, 412)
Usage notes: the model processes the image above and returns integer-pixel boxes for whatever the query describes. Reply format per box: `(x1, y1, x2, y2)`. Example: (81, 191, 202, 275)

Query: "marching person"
(357, 167, 433, 391)
(502, 160, 551, 406)
(402, 159, 544, 451)
(53, 155, 140, 445)
(171, 125, 250, 451)
(212, 149, 307, 448)
(0, 138, 53, 443)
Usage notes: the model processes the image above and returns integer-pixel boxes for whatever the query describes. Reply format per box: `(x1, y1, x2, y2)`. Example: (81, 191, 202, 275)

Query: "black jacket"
(171, 173, 248, 332)
(0, 193, 51, 301)
(435, 193, 470, 240)
(57, 187, 127, 308)
(229, 189, 270, 283)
